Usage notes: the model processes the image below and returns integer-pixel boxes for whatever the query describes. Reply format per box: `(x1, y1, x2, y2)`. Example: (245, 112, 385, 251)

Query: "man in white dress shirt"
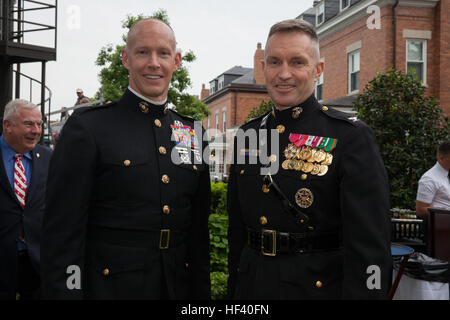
(416, 141, 450, 218)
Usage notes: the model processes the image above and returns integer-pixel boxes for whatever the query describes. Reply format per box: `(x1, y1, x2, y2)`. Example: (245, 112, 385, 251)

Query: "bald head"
(126, 19, 177, 52)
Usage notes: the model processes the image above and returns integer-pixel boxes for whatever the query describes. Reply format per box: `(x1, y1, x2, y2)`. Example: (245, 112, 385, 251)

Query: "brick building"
(297, 0, 449, 115)
(201, 43, 271, 180)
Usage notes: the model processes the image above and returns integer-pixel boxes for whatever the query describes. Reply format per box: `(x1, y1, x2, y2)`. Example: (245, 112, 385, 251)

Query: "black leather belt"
(248, 228, 342, 256)
(88, 226, 186, 250)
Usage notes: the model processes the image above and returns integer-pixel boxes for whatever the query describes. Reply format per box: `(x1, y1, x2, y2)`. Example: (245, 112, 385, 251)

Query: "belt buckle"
(261, 229, 277, 257)
(159, 229, 171, 250)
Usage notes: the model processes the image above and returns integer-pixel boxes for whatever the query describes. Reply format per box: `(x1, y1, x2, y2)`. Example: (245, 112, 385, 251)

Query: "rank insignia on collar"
(171, 121, 201, 164)
(139, 102, 149, 114)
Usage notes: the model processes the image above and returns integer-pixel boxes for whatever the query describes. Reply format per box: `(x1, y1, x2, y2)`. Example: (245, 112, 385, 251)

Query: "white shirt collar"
(128, 87, 167, 106)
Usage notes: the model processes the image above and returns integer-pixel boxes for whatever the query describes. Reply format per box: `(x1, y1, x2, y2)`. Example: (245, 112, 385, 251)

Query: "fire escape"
(0, 0, 57, 142)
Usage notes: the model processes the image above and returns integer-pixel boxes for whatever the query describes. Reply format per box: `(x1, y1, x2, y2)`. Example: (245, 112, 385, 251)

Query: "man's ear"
(314, 61, 325, 82)
(122, 49, 130, 70)
(173, 51, 182, 72)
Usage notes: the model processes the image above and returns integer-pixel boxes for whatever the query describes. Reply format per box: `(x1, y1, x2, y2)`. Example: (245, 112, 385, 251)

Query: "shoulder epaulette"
(73, 101, 117, 116)
(320, 106, 360, 127)
(240, 110, 272, 129)
(169, 109, 196, 122)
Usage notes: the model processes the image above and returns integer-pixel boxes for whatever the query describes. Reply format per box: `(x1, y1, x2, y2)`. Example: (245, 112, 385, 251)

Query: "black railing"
(0, 0, 57, 48)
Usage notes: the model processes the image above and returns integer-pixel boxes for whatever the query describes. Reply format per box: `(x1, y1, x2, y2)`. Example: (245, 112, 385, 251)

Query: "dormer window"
(340, 0, 350, 11)
(316, 2, 324, 25)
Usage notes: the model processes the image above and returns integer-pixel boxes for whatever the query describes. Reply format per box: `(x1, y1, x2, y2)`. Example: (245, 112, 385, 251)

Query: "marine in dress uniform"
(41, 19, 211, 300)
(227, 19, 391, 300)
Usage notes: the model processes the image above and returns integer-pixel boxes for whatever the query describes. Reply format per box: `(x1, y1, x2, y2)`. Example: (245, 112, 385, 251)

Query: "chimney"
(254, 42, 265, 85)
(200, 83, 210, 100)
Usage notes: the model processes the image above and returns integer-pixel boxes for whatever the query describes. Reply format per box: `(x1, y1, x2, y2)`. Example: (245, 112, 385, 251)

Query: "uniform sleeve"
(41, 113, 97, 300)
(339, 123, 392, 299)
(188, 135, 212, 299)
(227, 136, 248, 299)
(416, 176, 436, 204)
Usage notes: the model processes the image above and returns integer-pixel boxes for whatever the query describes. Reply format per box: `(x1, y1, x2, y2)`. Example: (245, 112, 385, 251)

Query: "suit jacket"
(227, 94, 392, 300)
(41, 89, 211, 300)
(0, 144, 52, 299)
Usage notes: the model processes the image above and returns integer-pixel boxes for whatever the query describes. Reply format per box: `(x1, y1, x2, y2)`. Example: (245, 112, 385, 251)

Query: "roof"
(231, 70, 255, 85)
(222, 66, 252, 76)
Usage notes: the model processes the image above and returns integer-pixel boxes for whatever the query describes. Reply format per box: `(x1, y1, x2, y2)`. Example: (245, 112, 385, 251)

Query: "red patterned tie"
(14, 154, 27, 209)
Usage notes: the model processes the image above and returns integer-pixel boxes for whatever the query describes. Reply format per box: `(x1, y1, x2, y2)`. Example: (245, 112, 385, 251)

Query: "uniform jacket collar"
(121, 88, 169, 118)
(272, 94, 321, 124)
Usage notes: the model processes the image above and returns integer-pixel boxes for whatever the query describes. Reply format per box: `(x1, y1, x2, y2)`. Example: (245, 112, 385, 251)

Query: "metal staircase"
(0, 0, 57, 143)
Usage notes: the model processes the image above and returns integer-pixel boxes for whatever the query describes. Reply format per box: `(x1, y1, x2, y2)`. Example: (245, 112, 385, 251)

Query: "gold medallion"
(307, 148, 317, 163)
(288, 160, 297, 170)
(302, 162, 314, 173)
(323, 153, 333, 166)
(299, 147, 312, 161)
(318, 164, 329, 177)
(282, 160, 290, 170)
(277, 125, 286, 134)
(313, 149, 327, 163)
(295, 188, 314, 209)
(311, 164, 321, 175)
(295, 160, 304, 171)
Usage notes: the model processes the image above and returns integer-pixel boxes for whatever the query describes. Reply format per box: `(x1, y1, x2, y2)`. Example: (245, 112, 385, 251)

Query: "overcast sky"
(16, 0, 312, 117)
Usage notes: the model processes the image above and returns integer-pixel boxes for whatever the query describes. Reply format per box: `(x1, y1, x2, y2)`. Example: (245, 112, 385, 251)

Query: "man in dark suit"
(0, 99, 52, 300)
(227, 19, 391, 299)
(41, 19, 211, 300)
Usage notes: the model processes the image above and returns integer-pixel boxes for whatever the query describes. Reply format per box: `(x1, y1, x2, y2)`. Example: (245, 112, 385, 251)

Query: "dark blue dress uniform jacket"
(227, 94, 392, 299)
(0, 144, 52, 299)
(41, 89, 211, 299)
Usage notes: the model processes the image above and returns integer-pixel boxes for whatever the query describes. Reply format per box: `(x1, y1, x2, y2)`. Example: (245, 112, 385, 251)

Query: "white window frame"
(215, 111, 219, 130)
(222, 108, 226, 131)
(348, 50, 360, 94)
(316, 71, 324, 101)
(316, 2, 325, 26)
(406, 39, 427, 85)
(340, 0, 350, 11)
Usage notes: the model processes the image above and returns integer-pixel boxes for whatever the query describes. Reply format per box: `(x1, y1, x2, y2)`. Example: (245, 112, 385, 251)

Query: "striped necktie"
(14, 154, 27, 209)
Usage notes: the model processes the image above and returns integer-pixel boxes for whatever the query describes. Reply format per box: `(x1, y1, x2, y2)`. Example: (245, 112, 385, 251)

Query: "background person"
(0, 99, 52, 300)
(416, 141, 450, 218)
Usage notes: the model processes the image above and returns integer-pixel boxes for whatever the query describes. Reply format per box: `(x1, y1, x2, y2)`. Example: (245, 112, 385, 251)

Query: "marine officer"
(227, 19, 391, 299)
(41, 19, 211, 300)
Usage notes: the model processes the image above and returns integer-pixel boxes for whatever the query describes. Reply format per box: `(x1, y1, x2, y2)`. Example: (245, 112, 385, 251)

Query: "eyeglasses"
(22, 120, 44, 128)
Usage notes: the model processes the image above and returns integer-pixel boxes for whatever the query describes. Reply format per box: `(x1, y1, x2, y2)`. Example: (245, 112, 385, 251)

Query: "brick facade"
(315, 0, 449, 115)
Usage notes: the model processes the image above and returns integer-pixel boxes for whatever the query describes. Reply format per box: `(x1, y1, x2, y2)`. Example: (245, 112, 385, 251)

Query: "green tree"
(95, 10, 209, 120)
(353, 68, 450, 209)
(246, 99, 273, 122)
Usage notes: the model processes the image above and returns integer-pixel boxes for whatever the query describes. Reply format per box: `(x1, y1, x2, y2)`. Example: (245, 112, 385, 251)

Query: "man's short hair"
(266, 19, 320, 60)
(267, 19, 319, 43)
(3, 99, 38, 122)
(438, 141, 450, 158)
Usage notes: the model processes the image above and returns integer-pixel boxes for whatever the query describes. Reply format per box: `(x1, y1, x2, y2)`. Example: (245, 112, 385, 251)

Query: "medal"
(307, 148, 316, 163)
(295, 188, 314, 209)
(302, 162, 314, 173)
(311, 164, 321, 175)
(323, 153, 333, 166)
(282, 160, 290, 170)
(318, 164, 329, 176)
(313, 149, 327, 163)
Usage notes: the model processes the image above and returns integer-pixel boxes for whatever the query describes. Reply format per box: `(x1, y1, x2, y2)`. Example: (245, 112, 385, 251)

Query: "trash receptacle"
(393, 253, 449, 283)
(392, 253, 449, 300)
